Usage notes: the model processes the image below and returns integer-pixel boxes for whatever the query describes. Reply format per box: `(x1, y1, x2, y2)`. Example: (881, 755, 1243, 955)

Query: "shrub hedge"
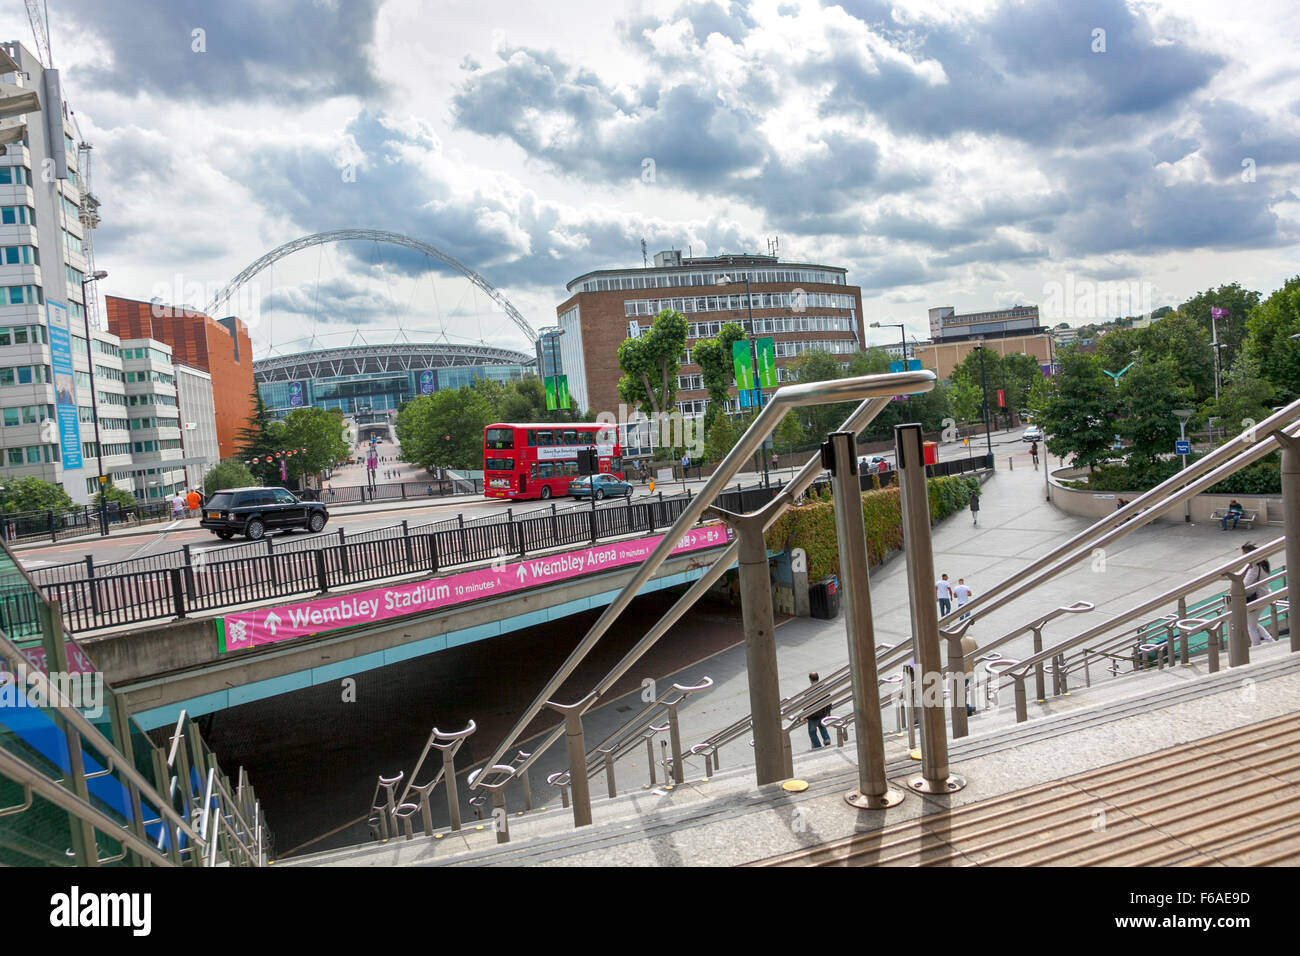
(1064, 458, 1281, 495)
(765, 475, 980, 580)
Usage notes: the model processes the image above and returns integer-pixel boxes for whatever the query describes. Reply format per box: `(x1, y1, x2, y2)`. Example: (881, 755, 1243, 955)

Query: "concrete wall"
(1047, 466, 1283, 526)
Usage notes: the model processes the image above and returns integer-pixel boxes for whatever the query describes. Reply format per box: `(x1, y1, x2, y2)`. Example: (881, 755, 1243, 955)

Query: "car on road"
(1022, 426, 1044, 442)
(199, 487, 330, 540)
(568, 473, 634, 500)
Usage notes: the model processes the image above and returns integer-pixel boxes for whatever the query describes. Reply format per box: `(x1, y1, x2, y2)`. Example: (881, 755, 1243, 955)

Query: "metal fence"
(38, 489, 744, 634)
(0, 500, 176, 545)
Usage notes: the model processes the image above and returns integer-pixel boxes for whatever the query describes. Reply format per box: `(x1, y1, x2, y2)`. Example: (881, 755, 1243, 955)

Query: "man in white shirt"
(936, 574, 953, 617)
(954, 578, 973, 626)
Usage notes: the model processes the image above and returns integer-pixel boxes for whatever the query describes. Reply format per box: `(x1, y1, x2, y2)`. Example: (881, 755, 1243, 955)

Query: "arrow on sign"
(264, 611, 282, 636)
(516, 565, 527, 584)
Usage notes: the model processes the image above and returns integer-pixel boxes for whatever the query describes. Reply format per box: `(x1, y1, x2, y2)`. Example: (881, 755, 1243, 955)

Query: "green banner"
(545, 376, 557, 411)
(755, 337, 777, 389)
(732, 340, 754, 391)
(557, 374, 570, 409)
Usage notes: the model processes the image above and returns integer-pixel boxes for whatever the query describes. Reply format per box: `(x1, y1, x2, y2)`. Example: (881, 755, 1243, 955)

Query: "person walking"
(806, 672, 832, 749)
(936, 574, 953, 617)
(969, 487, 980, 527)
(185, 488, 201, 516)
(954, 577, 973, 625)
(170, 493, 185, 520)
(771, 450, 779, 471)
(1029, 441, 1039, 469)
(1241, 542, 1275, 646)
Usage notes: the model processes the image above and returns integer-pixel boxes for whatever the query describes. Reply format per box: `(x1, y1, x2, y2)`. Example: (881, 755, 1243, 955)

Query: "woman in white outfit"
(1240, 542, 1275, 646)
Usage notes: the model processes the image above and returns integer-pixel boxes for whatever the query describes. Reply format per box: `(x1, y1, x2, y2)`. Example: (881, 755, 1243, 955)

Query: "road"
(17, 428, 1037, 572)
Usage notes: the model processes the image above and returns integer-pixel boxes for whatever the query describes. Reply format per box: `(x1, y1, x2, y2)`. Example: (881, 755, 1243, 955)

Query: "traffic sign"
(1175, 440, 1191, 455)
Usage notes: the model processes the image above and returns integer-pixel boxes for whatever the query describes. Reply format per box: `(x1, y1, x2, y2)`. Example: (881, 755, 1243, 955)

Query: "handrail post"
(603, 753, 616, 798)
(1223, 570, 1251, 666)
(169, 567, 186, 619)
(402, 520, 414, 568)
(945, 630, 970, 740)
(1278, 432, 1300, 653)
(314, 549, 328, 593)
(824, 431, 904, 808)
(896, 424, 964, 794)
(1013, 674, 1028, 723)
(645, 735, 657, 785)
(665, 700, 685, 785)
(1031, 625, 1046, 702)
(547, 692, 597, 827)
(704, 502, 791, 786)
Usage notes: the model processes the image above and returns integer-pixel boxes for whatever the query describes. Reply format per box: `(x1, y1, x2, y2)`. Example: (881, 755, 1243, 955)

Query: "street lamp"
(716, 272, 769, 488)
(870, 321, 910, 419)
(81, 269, 110, 535)
(972, 337, 994, 458)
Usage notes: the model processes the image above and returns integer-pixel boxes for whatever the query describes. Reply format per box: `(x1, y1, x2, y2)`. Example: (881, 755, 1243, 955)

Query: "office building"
(556, 250, 865, 417)
(104, 294, 256, 460)
(174, 363, 218, 490)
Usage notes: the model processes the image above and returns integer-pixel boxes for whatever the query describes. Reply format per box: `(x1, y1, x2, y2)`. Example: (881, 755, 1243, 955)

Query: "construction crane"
(24, 0, 52, 69)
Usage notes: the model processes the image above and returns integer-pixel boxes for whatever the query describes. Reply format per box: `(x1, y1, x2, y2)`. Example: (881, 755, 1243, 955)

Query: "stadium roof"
(254, 343, 536, 383)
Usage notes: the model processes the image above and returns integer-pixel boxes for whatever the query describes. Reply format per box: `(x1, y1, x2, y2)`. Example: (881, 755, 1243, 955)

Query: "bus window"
(486, 428, 514, 450)
(562, 429, 577, 445)
(527, 430, 537, 446)
(486, 457, 513, 471)
(539, 462, 553, 479)
(537, 430, 552, 446)
(530, 463, 538, 479)
(564, 461, 578, 477)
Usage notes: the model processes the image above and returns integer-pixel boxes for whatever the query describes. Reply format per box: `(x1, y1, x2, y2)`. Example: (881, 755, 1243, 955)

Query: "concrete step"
(284, 645, 1300, 867)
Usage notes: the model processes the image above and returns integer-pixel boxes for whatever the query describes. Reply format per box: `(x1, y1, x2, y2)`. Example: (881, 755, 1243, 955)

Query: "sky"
(8, 0, 1300, 358)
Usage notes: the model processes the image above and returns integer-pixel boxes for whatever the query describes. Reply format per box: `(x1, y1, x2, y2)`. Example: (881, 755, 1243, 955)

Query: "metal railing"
(461, 371, 939, 823)
(33, 487, 785, 632)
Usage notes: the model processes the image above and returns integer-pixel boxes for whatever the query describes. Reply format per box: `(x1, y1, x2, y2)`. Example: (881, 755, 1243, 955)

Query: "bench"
(1211, 509, 1256, 530)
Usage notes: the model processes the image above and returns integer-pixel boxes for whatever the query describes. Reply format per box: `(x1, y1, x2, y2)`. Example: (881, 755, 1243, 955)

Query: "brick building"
(104, 295, 255, 459)
(555, 251, 865, 419)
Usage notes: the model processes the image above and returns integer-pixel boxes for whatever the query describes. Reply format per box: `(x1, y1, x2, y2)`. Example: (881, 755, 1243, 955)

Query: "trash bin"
(809, 576, 840, 619)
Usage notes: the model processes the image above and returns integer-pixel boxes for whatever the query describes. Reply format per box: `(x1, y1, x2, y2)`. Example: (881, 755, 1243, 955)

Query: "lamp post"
(1174, 408, 1194, 523)
(871, 321, 910, 419)
(716, 272, 769, 488)
(973, 337, 993, 458)
(81, 269, 110, 535)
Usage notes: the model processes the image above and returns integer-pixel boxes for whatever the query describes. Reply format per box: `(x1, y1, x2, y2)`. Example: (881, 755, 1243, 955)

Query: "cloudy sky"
(9, 0, 1300, 357)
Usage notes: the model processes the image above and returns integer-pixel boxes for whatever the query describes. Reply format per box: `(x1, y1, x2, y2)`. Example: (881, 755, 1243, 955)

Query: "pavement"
(272, 441, 1267, 855)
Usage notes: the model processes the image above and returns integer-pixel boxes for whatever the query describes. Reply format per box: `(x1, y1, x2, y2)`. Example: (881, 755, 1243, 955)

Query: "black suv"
(200, 487, 330, 540)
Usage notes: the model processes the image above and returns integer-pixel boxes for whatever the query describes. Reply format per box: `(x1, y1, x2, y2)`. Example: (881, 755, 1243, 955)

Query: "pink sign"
(16, 641, 98, 676)
(218, 523, 734, 653)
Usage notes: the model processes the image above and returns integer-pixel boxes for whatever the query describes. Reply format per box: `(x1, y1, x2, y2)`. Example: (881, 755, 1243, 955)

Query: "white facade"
(174, 363, 218, 490)
(120, 338, 186, 501)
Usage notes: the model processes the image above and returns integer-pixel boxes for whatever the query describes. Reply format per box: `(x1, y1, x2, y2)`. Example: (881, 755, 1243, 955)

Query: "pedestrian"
(954, 577, 973, 625)
(185, 488, 200, 516)
(936, 573, 953, 617)
(877, 458, 888, 474)
(426, 484, 434, 497)
(969, 487, 980, 526)
(681, 453, 691, 478)
(170, 493, 185, 520)
(1221, 499, 1244, 531)
(771, 450, 779, 471)
(1241, 543, 1275, 646)
(806, 672, 832, 749)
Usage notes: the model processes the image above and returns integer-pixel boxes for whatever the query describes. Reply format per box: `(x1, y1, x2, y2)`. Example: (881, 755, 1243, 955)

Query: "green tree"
(787, 348, 850, 441)
(1116, 359, 1188, 466)
(0, 476, 74, 514)
(1137, 312, 1215, 403)
(947, 377, 983, 424)
(617, 309, 688, 417)
(92, 479, 137, 511)
(1178, 282, 1261, 372)
(281, 407, 349, 484)
(395, 387, 496, 470)
(203, 460, 257, 497)
(845, 347, 892, 376)
(1242, 276, 1300, 403)
(1199, 355, 1275, 442)
(703, 412, 743, 465)
(236, 389, 287, 485)
(692, 322, 746, 432)
(1037, 350, 1117, 472)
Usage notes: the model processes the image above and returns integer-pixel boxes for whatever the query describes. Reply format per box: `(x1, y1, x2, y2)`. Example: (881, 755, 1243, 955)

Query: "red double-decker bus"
(483, 423, 623, 500)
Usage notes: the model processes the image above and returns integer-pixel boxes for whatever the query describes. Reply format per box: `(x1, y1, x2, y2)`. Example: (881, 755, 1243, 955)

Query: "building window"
(0, 166, 28, 185)
(0, 206, 33, 225)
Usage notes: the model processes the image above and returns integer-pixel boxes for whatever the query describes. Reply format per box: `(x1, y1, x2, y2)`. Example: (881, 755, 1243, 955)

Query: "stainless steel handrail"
(471, 371, 935, 788)
(950, 400, 1300, 629)
(997, 536, 1287, 682)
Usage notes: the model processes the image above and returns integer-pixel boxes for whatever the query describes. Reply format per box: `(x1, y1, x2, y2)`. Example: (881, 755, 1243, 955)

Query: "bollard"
(604, 753, 617, 799)
(1031, 626, 1046, 702)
